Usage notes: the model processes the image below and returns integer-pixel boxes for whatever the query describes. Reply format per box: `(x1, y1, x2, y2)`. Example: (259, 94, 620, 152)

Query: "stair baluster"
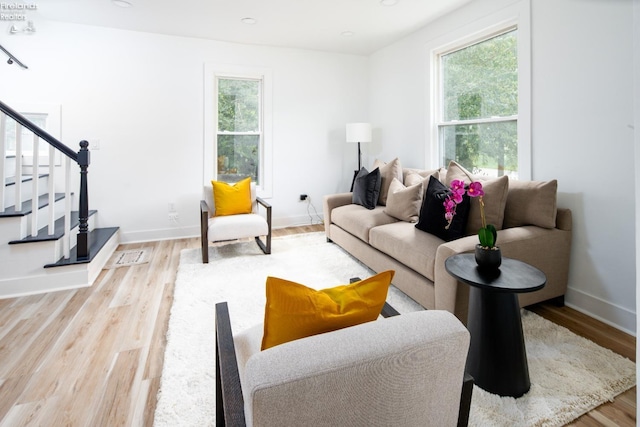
(14, 122, 23, 215)
(0, 112, 5, 212)
(48, 144, 55, 235)
(31, 133, 39, 238)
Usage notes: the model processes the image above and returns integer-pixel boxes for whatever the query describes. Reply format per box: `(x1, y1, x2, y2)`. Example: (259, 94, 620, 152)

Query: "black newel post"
(77, 140, 90, 260)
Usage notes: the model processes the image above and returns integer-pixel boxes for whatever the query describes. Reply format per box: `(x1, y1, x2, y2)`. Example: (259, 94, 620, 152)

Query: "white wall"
(0, 19, 369, 242)
(368, 0, 636, 333)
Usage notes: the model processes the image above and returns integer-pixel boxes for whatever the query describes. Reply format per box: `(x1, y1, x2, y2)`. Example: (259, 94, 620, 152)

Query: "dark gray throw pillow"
(415, 176, 470, 241)
(352, 167, 381, 210)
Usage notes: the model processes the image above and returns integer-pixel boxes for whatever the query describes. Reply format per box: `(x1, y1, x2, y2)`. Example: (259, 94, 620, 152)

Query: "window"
(216, 77, 261, 184)
(204, 65, 273, 197)
(436, 28, 518, 178)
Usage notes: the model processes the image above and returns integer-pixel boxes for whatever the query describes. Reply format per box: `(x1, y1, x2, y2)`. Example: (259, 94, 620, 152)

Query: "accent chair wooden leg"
(457, 373, 474, 427)
(202, 239, 209, 263)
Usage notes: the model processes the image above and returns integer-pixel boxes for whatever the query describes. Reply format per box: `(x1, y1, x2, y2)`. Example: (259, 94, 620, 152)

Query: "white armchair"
(201, 183, 272, 263)
(215, 302, 474, 427)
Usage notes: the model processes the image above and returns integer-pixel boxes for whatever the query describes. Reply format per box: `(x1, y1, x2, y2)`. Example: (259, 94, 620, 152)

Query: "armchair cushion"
(261, 271, 394, 350)
(212, 177, 252, 216)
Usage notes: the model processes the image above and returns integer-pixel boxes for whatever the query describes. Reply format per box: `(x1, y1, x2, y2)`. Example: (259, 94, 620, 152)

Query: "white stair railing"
(1, 112, 73, 257)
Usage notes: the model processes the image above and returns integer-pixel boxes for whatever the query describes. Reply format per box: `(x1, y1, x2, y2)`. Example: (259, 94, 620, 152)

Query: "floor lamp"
(346, 123, 372, 191)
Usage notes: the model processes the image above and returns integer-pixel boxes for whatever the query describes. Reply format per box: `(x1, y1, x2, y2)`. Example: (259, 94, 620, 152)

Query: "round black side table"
(445, 253, 546, 398)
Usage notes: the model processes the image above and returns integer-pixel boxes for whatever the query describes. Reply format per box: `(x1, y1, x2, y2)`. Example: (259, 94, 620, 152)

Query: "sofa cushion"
(383, 178, 423, 223)
(369, 222, 444, 281)
(504, 179, 558, 229)
(444, 161, 509, 234)
(373, 158, 403, 206)
(332, 204, 398, 243)
(415, 176, 471, 241)
(261, 271, 394, 350)
(352, 167, 381, 210)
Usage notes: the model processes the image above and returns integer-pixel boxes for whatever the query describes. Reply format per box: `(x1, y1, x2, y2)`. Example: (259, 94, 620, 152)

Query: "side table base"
(466, 287, 530, 398)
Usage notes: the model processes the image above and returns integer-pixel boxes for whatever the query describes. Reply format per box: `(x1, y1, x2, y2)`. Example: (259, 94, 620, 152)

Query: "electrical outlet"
(299, 194, 308, 201)
(168, 212, 179, 222)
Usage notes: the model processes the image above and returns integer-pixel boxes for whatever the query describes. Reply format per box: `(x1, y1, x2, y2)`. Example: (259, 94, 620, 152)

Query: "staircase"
(0, 100, 119, 298)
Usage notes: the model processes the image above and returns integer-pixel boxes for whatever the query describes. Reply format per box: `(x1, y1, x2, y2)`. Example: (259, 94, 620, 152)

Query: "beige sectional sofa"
(323, 160, 572, 323)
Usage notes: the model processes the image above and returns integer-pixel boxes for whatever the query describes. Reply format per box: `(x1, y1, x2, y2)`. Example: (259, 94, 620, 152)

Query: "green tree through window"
(217, 78, 261, 183)
(439, 28, 518, 177)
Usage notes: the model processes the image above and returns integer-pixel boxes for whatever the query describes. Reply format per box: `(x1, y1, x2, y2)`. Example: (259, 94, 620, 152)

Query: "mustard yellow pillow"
(261, 270, 395, 350)
(211, 177, 252, 216)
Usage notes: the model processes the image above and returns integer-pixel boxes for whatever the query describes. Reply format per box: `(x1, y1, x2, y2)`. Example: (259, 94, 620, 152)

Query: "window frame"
(426, 0, 531, 180)
(204, 64, 273, 198)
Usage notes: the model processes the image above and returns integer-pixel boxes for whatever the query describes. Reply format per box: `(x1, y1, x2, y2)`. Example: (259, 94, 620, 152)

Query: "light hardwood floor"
(0, 225, 635, 426)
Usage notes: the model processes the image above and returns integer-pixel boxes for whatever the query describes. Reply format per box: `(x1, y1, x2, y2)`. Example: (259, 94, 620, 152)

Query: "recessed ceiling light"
(241, 17, 257, 25)
(380, 0, 398, 6)
(112, 0, 133, 7)
(341, 31, 355, 37)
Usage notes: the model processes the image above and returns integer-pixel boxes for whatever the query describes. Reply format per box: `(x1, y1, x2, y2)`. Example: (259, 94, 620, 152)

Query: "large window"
(216, 77, 261, 184)
(436, 28, 519, 178)
(204, 65, 272, 197)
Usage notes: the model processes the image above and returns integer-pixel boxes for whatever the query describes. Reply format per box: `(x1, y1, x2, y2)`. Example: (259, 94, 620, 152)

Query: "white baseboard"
(566, 286, 636, 336)
(119, 225, 201, 244)
(118, 215, 325, 244)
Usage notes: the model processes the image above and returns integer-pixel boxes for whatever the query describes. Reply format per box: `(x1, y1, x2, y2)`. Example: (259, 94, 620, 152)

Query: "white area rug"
(154, 232, 635, 427)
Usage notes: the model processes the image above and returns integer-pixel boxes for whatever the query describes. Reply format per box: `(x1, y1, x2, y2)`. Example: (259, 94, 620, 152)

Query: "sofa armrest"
(435, 224, 572, 322)
(556, 208, 572, 231)
(323, 193, 353, 240)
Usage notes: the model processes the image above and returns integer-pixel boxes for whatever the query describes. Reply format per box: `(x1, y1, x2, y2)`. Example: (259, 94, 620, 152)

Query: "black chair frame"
(200, 197, 272, 263)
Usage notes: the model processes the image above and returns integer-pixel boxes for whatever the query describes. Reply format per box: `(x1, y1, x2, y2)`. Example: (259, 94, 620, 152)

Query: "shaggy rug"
(154, 232, 635, 427)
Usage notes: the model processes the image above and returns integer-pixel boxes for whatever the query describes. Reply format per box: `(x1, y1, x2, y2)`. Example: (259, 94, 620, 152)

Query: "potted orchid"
(445, 179, 501, 270)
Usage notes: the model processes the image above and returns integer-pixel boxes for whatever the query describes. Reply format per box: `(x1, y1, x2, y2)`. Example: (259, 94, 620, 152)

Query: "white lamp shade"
(346, 123, 372, 143)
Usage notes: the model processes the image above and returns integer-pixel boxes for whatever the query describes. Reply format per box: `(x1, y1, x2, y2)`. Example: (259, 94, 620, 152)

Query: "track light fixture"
(0, 44, 28, 69)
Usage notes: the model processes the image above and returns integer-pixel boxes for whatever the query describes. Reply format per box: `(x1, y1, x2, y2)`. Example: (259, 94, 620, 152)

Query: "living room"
(0, 0, 637, 424)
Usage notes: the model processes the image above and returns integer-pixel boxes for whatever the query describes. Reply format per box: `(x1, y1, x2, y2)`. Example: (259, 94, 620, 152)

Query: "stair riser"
(0, 216, 27, 246)
(1, 215, 97, 276)
(0, 228, 120, 299)
(2, 175, 51, 211)
(27, 196, 70, 237)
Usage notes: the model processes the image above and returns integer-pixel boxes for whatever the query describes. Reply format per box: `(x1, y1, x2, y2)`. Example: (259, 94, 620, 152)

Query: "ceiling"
(34, 0, 472, 55)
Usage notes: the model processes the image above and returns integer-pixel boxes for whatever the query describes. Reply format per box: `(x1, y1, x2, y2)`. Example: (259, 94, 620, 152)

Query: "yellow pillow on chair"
(211, 177, 252, 216)
(261, 270, 395, 350)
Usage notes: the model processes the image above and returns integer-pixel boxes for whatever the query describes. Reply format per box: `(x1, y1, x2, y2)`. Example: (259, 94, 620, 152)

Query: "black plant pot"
(475, 244, 502, 271)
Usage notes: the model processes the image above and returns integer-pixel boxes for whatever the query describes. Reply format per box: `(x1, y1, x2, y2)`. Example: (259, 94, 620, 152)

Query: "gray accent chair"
(215, 301, 474, 427)
(201, 183, 272, 263)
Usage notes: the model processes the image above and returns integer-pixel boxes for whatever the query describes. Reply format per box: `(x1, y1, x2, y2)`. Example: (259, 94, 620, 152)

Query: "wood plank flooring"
(0, 225, 635, 426)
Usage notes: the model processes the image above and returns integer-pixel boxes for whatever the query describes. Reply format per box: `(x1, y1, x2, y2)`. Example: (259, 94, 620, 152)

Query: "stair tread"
(8, 210, 98, 244)
(45, 227, 120, 268)
(0, 193, 66, 217)
(5, 174, 49, 186)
